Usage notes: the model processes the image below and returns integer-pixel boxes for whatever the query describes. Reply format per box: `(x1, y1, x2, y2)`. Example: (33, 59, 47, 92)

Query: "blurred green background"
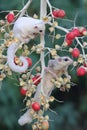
(0, 0, 87, 130)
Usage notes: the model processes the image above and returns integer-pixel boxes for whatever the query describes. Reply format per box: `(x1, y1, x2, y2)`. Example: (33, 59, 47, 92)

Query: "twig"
(74, 12, 78, 27)
(49, 108, 58, 115)
(27, 51, 50, 80)
(17, 0, 32, 17)
(48, 22, 86, 62)
(46, 0, 53, 15)
(48, 21, 69, 33)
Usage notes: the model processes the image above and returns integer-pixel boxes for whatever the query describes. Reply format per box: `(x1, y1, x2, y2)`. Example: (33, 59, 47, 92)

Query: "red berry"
(77, 67, 86, 76)
(66, 32, 75, 40)
(52, 10, 58, 18)
(14, 57, 23, 66)
(26, 58, 32, 67)
(71, 48, 80, 58)
(14, 57, 18, 65)
(20, 88, 27, 96)
(7, 13, 14, 23)
(72, 28, 80, 37)
(32, 75, 41, 85)
(65, 39, 73, 46)
(56, 9, 66, 18)
(83, 63, 87, 67)
(52, 9, 66, 18)
(32, 102, 40, 111)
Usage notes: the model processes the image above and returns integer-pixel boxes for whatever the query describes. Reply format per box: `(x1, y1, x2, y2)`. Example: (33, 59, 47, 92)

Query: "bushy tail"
(7, 43, 28, 73)
(18, 81, 54, 125)
(18, 109, 33, 126)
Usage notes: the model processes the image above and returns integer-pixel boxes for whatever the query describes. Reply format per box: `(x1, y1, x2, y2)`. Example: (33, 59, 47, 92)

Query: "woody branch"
(40, 0, 47, 94)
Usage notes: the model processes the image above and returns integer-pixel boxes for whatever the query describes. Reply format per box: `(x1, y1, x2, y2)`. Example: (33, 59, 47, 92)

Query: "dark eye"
(39, 30, 43, 32)
(64, 58, 69, 61)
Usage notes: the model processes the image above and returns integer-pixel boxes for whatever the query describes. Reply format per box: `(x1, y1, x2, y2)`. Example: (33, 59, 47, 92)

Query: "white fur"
(7, 17, 45, 73)
(18, 109, 32, 126)
(18, 57, 73, 126)
(7, 43, 28, 73)
(18, 83, 42, 125)
(13, 17, 45, 42)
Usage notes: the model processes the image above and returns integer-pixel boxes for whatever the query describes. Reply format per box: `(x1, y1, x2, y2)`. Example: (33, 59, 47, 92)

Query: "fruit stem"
(48, 22, 87, 62)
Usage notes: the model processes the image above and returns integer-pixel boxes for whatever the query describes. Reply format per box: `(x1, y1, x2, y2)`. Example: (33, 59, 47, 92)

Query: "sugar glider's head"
(32, 20, 45, 35)
(48, 56, 73, 70)
(60, 56, 73, 66)
(55, 56, 73, 70)
(13, 17, 45, 42)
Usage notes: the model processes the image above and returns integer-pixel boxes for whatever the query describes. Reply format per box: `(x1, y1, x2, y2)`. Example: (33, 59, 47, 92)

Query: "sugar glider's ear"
(57, 57, 62, 62)
(34, 26, 38, 29)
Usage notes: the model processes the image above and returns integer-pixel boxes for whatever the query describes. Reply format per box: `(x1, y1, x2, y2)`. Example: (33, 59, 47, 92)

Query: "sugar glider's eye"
(39, 30, 43, 32)
(64, 58, 69, 61)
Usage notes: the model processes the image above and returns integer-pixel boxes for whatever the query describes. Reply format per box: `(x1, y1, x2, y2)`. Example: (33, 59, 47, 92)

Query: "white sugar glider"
(7, 17, 45, 73)
(18, 56, 73, 126)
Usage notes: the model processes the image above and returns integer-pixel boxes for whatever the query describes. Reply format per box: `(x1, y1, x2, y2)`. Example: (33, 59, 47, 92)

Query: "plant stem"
(40, 0, 47, 94)
(40, 0, 47, 19)
(19, 0, 32, 17)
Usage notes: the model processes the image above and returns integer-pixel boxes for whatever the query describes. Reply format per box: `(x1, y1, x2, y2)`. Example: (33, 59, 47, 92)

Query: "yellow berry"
(42, 121, 49, 130)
